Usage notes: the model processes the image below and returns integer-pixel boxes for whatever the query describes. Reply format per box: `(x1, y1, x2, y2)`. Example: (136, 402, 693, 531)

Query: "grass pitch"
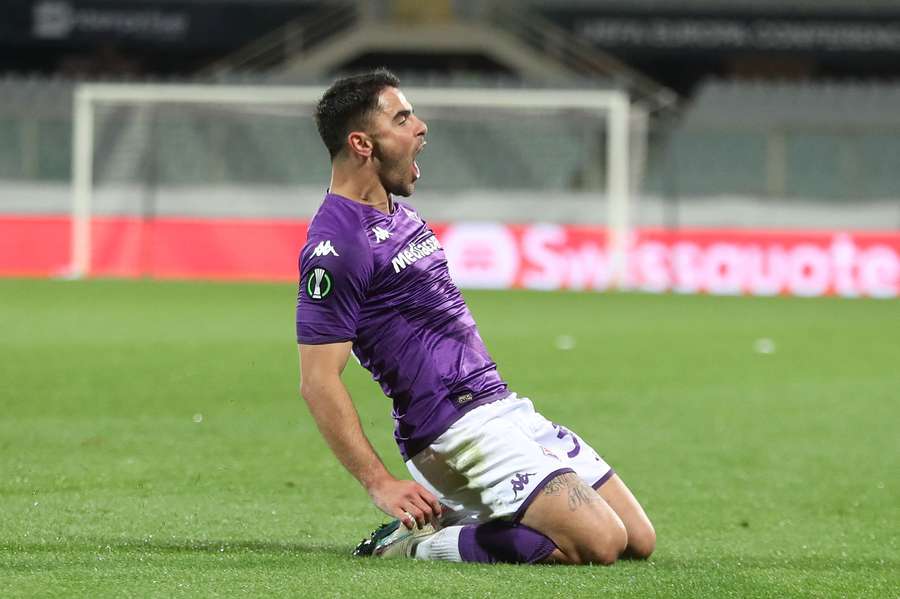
(1, 278, 897, 598)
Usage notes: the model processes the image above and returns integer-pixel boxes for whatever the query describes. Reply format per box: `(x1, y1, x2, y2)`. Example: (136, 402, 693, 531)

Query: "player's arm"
(298, 341, 441, 529)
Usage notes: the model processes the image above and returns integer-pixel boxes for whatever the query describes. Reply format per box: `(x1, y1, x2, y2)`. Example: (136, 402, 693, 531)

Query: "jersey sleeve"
(296, 231, 373, 344)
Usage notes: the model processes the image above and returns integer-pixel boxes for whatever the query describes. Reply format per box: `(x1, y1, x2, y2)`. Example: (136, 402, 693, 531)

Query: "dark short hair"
(314, 69, 400, 160)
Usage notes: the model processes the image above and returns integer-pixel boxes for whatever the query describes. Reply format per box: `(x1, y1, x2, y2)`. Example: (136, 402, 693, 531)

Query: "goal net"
(69, 83, 638, 283)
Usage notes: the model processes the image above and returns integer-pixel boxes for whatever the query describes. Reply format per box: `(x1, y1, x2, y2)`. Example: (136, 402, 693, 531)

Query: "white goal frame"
(70, 83, 634, 285)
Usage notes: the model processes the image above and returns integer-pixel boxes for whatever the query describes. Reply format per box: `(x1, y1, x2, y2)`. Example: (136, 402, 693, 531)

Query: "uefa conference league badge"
(306, 267, 333, 300)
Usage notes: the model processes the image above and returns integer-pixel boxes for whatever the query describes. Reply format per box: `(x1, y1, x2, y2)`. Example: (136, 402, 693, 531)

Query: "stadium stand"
(0, 1, 898, 229)
(653, 79, 900, 200)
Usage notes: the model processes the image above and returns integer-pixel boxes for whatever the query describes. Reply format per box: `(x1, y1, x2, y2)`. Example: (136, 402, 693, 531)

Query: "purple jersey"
(296, 193, 508, 459)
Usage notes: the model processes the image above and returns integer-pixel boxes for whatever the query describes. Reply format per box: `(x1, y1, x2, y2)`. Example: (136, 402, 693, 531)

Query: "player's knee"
(567, 519, 627, 566)
(582, 533, 627, 566)
(626, 523, 656, 560)
(584, 543, 622, 566)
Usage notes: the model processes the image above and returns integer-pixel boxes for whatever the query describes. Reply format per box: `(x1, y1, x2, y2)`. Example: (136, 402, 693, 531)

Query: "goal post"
(69, 82, 634, 285)
(70, 83, 325, 279)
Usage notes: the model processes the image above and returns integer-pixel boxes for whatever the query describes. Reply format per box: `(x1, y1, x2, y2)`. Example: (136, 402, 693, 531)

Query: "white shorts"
(406, 393, 614, 523)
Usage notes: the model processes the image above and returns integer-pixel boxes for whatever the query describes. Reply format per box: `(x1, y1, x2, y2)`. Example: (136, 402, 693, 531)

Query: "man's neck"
(329, 169, 393, 215)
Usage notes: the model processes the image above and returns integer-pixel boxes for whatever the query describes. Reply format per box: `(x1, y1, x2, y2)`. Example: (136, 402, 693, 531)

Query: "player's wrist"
(362, 471, 397, 495)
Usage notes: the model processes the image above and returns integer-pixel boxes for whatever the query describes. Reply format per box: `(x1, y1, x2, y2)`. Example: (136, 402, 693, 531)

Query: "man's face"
(367, 87, 428, 197)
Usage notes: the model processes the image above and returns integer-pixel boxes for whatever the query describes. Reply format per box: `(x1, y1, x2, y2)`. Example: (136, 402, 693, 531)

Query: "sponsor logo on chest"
(391, 234, 441, 273)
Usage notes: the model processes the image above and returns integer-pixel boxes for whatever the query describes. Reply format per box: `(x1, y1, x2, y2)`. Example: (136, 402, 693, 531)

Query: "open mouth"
(412, 140, 426, 181)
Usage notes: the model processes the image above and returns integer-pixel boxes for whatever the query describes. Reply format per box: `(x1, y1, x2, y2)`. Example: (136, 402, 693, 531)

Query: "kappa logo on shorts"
(306, 267, 333, 300)
(510, 472, 537, 500)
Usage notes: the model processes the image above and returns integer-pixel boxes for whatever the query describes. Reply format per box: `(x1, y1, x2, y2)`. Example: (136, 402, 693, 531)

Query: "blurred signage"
(542, 9, 900, 54)
(1, 216, 897, 298)
(0, 0, 317, 48)
(31, 1, 188, 41)
(579, 18, 900, 53)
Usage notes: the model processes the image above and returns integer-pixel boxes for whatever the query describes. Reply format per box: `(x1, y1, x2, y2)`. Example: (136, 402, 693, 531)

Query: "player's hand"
(368, 477, 442, 530)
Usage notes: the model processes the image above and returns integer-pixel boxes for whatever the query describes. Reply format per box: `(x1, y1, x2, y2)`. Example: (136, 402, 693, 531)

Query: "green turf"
(1, 278, 897, 598)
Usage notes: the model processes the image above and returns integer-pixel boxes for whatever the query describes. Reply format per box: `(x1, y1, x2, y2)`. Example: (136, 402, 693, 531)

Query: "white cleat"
(376, 521, 437, 559)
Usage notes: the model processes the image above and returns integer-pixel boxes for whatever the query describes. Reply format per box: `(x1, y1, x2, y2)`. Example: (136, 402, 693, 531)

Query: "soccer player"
(296, 69, 655, 565)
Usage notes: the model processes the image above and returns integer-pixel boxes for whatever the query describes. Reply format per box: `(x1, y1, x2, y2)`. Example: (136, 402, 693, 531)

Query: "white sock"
(413, 525, 463, 561)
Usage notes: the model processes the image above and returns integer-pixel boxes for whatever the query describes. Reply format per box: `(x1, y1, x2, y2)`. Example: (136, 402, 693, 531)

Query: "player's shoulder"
(304, 194, 371, 259)
(308, 193, 366, 237)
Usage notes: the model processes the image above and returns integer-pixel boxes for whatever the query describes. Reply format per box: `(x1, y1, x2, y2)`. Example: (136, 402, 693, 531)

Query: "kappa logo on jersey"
(312, 240, 339, 257)
(372, 226, 391, 242)
(306, 267, 333, 300)
(391, 235, 441, 273)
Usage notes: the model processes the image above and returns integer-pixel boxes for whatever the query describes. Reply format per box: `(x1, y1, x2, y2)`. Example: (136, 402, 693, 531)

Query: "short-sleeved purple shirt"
(296, 193, 508, 460)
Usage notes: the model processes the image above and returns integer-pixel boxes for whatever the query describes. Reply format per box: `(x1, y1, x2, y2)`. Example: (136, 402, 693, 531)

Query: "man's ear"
(347, 131, 373, 158)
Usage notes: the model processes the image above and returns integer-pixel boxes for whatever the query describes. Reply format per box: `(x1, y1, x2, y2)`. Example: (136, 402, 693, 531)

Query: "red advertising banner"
(0, 215, 307, 281)
(2, 215, 898, 298)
